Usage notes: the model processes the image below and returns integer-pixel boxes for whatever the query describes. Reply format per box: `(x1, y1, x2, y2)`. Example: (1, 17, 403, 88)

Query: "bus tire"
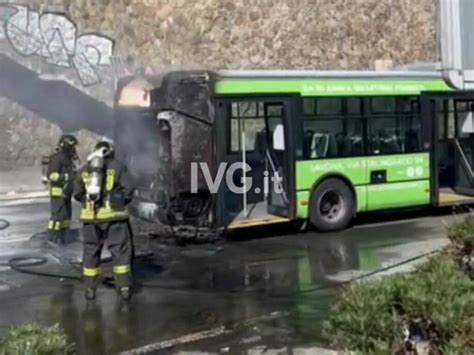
(309, 178, 354, 232)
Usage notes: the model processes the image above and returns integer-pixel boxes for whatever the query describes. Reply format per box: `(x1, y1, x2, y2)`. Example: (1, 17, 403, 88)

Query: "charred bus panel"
(114, 71, 216, 228)
(150, 71, 215, 196)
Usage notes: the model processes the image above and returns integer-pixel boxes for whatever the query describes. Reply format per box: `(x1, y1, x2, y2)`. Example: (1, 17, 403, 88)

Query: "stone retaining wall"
(0, 0, 437, 168)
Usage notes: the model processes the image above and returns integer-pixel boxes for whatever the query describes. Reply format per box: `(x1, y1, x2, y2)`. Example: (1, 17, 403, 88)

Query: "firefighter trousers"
(48, 197, 72, 243)
(82, 220, 133, 290)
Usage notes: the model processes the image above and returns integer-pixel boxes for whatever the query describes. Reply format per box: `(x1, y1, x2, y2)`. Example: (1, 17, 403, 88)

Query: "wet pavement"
(0, 198, 458, 354)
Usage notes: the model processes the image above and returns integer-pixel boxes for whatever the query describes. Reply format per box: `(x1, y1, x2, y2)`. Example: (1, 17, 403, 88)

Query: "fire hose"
(0, 218, 10, 231)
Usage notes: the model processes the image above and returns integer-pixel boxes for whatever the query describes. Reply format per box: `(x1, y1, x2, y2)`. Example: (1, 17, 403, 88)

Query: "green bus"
(114, 70, 474, 234)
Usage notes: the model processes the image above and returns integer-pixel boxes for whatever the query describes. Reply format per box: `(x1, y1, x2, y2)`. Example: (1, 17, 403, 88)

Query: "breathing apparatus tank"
(41, 156, 50, 185)
(85, 148, 106, 203)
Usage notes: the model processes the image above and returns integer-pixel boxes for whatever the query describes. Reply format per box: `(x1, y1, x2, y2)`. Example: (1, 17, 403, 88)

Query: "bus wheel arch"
(179, 191, 212, 219)
(308, 176, 356, 232)
(310, 174, 358, 212)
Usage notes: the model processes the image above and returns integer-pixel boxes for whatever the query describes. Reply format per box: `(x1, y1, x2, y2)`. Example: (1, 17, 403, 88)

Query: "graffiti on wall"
(0, 4, 114, 86)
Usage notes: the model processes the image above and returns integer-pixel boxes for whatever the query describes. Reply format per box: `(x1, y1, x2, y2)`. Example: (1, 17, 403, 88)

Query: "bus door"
(215, 98, 295, 229)
(452, 99, 474, 196)
(264, 102, 291, 217)
(422, 92, 474, 203)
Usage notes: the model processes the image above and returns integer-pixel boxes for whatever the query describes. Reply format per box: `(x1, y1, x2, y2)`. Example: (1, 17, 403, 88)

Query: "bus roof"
(117, 69, 444, 86)
(116, 70, 452, 100)
(213, 70, 451, 96)
(216, 70, 443, 80)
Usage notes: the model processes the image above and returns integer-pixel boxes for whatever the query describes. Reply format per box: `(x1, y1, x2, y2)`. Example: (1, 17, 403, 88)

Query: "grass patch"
(0, 324, 74, 355)
(322, 215, 474, 354)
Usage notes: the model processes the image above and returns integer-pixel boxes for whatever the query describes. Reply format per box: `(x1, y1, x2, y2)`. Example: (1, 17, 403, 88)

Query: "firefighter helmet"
(95, 139, 114, 158)
(57, 134, 78, 157)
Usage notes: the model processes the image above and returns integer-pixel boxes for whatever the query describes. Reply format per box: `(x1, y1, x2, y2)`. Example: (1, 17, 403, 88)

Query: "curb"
(0, 191, 49, 202)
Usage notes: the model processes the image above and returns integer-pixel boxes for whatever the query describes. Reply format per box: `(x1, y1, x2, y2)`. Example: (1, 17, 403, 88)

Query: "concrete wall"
(0, 0, 437, 169)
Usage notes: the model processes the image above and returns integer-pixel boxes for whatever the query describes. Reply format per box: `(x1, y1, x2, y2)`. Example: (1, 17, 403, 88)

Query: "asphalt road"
(0, 197, 83, 244)
(0, 198, 461, 354)
(0, 198, 50, 244)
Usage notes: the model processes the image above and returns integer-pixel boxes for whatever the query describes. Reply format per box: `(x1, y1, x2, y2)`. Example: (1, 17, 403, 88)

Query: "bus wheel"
(310, 178, 354, 232)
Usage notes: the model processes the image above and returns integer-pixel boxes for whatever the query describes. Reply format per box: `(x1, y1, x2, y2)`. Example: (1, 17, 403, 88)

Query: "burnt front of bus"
(115, 72, 216, 230)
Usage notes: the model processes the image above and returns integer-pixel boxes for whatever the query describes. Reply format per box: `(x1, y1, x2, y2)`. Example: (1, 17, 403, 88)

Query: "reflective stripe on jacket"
(49, 185, 63, 197)
(48, 172, 63, 197)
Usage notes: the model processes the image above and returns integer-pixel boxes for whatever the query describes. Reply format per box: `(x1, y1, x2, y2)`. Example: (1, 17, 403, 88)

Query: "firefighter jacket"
(74, 158, 134, 223)
(47, 152, 76, 198)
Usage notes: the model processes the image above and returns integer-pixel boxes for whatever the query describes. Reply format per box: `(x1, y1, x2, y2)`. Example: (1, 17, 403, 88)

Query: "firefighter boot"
(48, 230, 60, 244)
(85, 287, 96, 301)
(57, 230, 67, 246)
(119, 287, 131, 301)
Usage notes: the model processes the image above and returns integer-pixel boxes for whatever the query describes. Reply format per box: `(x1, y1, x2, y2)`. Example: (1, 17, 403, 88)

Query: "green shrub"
(0, 324, 74, 355)
(322, 230, 474, 353)
(447, 214, 474, 244)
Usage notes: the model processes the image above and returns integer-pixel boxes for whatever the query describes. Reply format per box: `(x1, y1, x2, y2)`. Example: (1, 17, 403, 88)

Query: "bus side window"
(405, 129, 420, 153)
(229, 102, 266, 153)
(367, 116, 421, 155)
(303, 130, 314, 159)
(303, 118, 364, 159)
(303, 97, 367, 159)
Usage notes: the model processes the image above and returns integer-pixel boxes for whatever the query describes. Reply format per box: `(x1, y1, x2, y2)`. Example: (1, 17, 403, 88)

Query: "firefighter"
(73, 140, 135, 301)
(47, 134, 78, 244)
